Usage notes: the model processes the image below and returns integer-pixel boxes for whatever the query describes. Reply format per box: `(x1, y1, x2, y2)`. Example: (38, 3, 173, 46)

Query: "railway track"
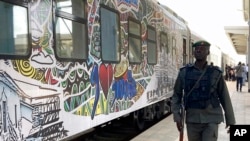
(71, 113, 171, 141)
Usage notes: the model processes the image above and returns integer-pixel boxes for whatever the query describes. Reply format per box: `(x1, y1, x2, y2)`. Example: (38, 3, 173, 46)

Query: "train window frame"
(0, 0, 31, 59)
(147, 25, 157, 65)
(128, 17, 142, 64)
(100, 5, 121, 63)
(54, 0, 88, 62)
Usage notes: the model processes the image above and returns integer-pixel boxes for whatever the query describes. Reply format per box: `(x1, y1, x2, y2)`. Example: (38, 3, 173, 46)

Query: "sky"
(157, 0, 247, 62)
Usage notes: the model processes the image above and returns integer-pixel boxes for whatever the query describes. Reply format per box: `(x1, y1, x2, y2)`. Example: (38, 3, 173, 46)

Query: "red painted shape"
(45, 68, 58, 85)
(99, 64, 113, 98)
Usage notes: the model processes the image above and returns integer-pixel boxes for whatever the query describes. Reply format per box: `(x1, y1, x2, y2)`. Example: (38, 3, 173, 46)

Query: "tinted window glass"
(55, 0, 87, 60)
(0, 1, 29, 56)
(100, 6, 120, 62)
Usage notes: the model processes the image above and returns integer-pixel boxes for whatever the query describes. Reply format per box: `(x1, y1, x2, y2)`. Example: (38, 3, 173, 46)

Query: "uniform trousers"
(186, 123, 218, 141)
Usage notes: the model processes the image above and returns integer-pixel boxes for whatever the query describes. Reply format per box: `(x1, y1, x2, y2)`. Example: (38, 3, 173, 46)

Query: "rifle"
(179, 103, 185, 141)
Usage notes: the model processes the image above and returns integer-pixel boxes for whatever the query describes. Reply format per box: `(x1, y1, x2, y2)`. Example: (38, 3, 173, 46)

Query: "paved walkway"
(131, 81, 250, 141)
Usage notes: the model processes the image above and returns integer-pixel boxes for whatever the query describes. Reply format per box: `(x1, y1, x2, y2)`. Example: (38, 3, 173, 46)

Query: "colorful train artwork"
(0, 0, 233, 140)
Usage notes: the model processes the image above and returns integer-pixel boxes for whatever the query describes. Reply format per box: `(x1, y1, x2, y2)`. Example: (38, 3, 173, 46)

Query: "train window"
(55, 0, 87, 60)
(0, 0, 30, 58)
(183, 38, 187, 65)
(190, 41, 195, 63)
(129, 21, 140, 36)
(56, 0, 85, 18)
(128, 18, 142, 64)
(100, 6, 120, 62)
(147, 26, 157, 64)
(160, 32, 168, 54)
(172, 37, 176, 60)
(191, 41, 194, 55)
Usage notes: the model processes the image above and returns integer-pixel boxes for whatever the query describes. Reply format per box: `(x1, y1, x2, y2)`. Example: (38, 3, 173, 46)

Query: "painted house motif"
(0, 71, 67, 141)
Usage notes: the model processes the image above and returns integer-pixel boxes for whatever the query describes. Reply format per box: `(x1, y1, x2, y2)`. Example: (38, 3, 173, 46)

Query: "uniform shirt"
(172, 63, 235, 126)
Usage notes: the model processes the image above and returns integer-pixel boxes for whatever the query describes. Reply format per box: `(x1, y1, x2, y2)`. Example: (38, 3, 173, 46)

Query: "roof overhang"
(224, 0, 249, 55)
(224, 26, 248, 55)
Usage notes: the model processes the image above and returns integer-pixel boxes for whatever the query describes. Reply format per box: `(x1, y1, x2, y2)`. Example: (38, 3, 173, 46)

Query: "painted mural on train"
(0, 0, 182, 140)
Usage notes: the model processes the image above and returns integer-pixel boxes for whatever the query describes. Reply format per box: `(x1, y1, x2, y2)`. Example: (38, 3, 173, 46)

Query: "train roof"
(157, 2, 188, 28)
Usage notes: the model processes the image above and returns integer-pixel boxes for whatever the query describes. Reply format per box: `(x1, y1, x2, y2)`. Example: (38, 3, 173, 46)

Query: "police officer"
(172, 40, 235, 141)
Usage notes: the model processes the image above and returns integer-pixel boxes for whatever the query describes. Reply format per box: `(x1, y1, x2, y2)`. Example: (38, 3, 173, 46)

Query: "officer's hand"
(225, 125, 230, 134)
(176, 121, 183, 132)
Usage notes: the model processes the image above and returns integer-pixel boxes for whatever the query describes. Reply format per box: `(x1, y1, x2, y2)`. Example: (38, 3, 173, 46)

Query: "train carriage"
(0, 0, 214, 140)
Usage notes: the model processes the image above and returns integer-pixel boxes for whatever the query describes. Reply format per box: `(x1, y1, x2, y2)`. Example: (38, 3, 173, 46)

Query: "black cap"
(192, 40, 211, 48)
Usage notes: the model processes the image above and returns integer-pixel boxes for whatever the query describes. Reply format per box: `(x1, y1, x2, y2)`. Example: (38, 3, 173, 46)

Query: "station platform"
(131, 81, 250, 141)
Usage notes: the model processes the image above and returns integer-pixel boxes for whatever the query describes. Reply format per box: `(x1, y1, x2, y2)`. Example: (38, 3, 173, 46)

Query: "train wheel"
(133, 109, 145, 130)
(163, 98, 171, 114)
(167, 98, 172, 113)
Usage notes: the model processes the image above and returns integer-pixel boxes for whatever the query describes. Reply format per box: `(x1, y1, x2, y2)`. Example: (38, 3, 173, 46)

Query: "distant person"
(172, 40, 235, 141)
(225, 64, 229, 81)
(234, 62, 245, 92)
(229, 66, 235, 81)
(246, 64, 248, 81)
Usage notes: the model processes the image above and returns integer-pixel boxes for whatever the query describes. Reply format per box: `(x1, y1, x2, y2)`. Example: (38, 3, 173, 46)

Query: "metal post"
(248, 20, 250, 92)
(248, 0, 250, 92)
